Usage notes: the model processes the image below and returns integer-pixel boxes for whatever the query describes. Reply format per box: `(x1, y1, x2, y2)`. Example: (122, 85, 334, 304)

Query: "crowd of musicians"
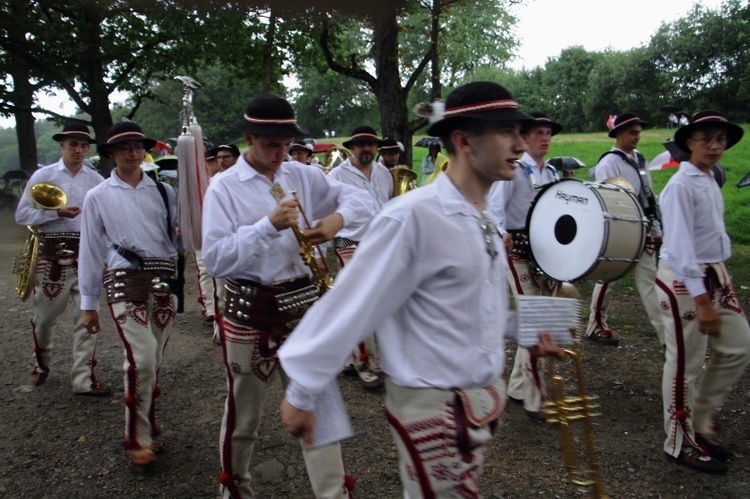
(15, 80, 748, 497)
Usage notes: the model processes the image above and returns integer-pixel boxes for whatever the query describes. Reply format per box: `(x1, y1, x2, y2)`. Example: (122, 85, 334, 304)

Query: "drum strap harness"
(521, 162, 559, 189)
(599, 150, 661, 223)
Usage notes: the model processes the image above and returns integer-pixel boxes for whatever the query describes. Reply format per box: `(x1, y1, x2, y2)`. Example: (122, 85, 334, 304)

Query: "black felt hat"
(379, 138, 402, 152)
(52, 123, 96, 144)
(426, 81, 534, 136)
(608, 113, 648, 138)
(342, 126, 384, 149)
(523, 112, 562, 136)
(674, 110, 744, 152)
(229, 94, 308, 137)
(96, 121, 156, 158)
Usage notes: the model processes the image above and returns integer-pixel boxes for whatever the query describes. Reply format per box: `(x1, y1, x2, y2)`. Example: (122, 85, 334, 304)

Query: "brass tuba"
(322, 147, 351, 174)
(12, 182, 68, 301)
(390, 164, 418, 196)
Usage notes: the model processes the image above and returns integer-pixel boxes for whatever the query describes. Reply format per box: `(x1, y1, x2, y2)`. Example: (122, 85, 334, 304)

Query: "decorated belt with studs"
(38, 232, 80, 263)
(102, 266, 174, 304)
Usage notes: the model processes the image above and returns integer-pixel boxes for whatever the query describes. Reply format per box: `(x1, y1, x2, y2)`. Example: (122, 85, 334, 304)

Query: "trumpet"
(544, 330, 608, 498)
(270, 183, 333, 293)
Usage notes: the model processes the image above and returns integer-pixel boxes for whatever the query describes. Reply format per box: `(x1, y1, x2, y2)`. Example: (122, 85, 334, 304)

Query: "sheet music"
(311, 380, 354, 449)
(515, 296, 580, 348)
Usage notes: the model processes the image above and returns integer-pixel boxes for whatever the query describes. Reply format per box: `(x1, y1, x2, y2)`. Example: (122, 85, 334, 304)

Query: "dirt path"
(0, 211, 748, 498)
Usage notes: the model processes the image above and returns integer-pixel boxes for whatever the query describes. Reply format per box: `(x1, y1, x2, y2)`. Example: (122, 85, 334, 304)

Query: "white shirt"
(15, 160, 104, 232)
(488, 152, 557, 232)
(201, 155, 375, 282)
(78, 171, 178, 310)
(594, 147, 656, 199)
(659, 161, 731, 297)
(280, 173, 509, 411)
(327, 159, 393, 241)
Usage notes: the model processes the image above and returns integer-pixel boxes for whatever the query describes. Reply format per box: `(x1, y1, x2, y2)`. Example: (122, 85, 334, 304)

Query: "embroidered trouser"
(218, 317, 350, 499)
(586, 247, 666, 344)
(109, 293, 175, 451)
(31, 258, 101, 393)
(385, 378, 506, 498)
(505, 254, 559, 413)
(656, 261, 750, 457)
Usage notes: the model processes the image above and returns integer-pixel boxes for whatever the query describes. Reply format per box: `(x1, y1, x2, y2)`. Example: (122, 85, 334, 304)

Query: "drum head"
(526, 179, 606, 281)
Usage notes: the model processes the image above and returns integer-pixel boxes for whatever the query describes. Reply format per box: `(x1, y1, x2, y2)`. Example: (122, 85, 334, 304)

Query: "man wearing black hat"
(378, 138, 402, 168)
(214, 143, 241, 172)
(78, 121, 179, 466)
(488, 112, 563, 422)
(585, 113, 666, 346)
(201, 94, 373, 499)
(15, 123, 109, 397)
(329, 125, 394, 389)
(196, 144, 240, 345)
(279, 81, 563, 497)
(657, 110, 749, 474)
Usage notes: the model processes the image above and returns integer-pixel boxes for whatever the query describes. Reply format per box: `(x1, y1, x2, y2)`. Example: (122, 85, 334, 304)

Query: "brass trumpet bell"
(29, 182, 67, 210)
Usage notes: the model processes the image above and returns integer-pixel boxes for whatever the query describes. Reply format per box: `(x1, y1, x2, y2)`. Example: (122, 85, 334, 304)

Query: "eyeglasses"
(216, 155, 237, 160)
(111, 143, 145, 152)
(689, 135, 728, 147)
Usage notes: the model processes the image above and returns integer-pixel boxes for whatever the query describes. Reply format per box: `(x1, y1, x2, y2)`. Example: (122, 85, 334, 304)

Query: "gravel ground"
(1, 212, 749, 498)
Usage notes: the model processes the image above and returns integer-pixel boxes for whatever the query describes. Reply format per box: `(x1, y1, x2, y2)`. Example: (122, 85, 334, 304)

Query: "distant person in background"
(214, 143, 240, 172)
(657, 110, 749, 475)
(378, 138, 402, 169)
(421, 145, 449, 186)
(420, 143, 440, 184)
(15, 123, 109, 397)
(290, 140, 315, 165)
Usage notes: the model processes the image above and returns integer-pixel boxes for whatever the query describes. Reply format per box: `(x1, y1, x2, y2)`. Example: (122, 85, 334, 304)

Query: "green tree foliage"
(649, 0, 750, 119)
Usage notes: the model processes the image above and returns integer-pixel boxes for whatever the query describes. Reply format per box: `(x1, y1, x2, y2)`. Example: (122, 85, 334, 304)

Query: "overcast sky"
(508, 0, 725, 69)
(1, 0, 727, 129)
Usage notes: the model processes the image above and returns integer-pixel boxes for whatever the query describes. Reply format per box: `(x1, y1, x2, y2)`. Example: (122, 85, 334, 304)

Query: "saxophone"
(270, 183, 333, 293)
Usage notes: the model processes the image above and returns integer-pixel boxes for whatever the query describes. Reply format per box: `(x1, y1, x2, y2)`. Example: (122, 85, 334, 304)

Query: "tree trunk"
(11, 69, 38, 175)
(261, 10, 277, 94)
(371, 11, 413, 165)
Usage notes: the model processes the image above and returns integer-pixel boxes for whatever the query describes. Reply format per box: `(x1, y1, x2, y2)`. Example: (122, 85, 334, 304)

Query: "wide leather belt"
(507, 229, 532, 261)
(103, 266, 175, 304)
(224, 275, 319, 340)
(38, 233, 80, 262)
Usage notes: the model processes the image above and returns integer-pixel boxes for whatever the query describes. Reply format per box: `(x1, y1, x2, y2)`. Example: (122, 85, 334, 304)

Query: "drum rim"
(526, 178, 647, 282)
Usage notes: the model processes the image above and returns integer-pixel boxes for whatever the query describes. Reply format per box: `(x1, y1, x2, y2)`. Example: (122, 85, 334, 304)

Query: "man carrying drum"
(488, 112, 563, 422)
(585, 113, 667, 346)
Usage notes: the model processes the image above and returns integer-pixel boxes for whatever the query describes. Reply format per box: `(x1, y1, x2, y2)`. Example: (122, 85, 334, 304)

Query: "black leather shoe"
(665, 449, 727, 474)
(696, 433, 731, 462)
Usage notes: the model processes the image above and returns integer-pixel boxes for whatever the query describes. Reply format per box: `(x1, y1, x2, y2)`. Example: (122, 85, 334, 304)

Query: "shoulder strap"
(155, 181, 172, 240)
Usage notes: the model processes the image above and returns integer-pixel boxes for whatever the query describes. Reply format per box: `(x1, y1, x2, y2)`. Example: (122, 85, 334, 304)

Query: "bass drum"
(526, 178, 647, 282)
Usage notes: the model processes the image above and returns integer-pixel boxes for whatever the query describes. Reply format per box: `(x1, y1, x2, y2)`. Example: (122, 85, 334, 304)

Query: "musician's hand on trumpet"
(269, 199, 300, 231)
(304, 212, 344, 244)
(529, 332, 566, 360)
(56, 205, 81, 219)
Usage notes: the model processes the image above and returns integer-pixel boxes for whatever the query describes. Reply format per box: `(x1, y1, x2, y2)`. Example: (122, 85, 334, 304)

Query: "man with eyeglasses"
(15, 123, 109, 396)
(657, 110, 749, 474)
(487, 112, 563, 422)
(585, 113, 667, 347)
(78, 121, 179, 466)
(214, 143, 240, 171)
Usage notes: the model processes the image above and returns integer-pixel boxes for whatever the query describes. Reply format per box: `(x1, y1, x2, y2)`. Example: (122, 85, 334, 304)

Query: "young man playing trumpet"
(15, 123, 109, 396)
(201, 94, 374, 499)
